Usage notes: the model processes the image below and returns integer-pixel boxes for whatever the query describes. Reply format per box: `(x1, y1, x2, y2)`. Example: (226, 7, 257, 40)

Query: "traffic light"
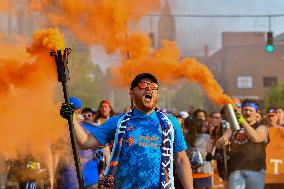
(265, 31, 274, 53)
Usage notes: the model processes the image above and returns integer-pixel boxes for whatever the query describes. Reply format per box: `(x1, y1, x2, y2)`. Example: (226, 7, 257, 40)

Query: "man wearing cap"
(60, 73, 193, 189)
(215, 99, 269, 189)
(266, 107, 280, 128)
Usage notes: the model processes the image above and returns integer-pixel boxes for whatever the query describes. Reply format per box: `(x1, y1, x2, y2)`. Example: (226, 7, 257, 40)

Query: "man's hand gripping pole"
(50, 49, 84, 189)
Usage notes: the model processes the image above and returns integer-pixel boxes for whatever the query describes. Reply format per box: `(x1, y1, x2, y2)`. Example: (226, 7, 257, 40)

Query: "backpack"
(187, 147, 204, 169)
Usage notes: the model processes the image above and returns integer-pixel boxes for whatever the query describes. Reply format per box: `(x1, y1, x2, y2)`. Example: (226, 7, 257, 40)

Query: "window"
(263, 77, 277, 87)
(237, 76, 253, 89)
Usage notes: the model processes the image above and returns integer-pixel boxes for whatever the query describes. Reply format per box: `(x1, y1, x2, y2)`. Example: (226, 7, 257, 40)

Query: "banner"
(265, 127, 284, 183)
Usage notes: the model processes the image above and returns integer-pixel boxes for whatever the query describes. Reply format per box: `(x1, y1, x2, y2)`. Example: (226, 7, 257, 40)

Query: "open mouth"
(145, 94, 152, 101)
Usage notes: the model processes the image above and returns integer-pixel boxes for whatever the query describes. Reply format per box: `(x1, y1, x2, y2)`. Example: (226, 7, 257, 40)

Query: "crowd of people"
(1, 72, 284, 189)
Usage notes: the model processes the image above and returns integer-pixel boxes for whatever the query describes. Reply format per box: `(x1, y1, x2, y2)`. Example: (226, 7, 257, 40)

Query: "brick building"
(205, 32, 284, 101)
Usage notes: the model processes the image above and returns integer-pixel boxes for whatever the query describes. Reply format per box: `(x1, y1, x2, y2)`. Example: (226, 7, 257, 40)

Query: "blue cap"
(69, 96, 82, 110)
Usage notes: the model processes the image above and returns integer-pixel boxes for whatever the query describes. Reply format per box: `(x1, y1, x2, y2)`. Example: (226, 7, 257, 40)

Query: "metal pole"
(268, 15, 272, 31)
(63, 82, 84, 189)
(50, 49, 84, 189)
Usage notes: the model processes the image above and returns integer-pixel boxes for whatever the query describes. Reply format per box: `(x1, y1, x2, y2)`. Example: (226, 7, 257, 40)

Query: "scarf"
(100, 108, 175, 189)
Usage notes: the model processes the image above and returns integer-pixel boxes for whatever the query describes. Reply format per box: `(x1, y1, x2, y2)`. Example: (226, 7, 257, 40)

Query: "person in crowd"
(193, 109, 207, 121)
(81, 107, 96, 124)
(60, 73, 193, 189)
(57, 98, 102, 189)
(193, 109, 209, 134)
(208, 111, 222, 135)
(206, 109, 229, 189)
(187, 118, 212, 189)
(232, 97, 242, 113)
(276, 107, 284, 127)
(80, 106, 101, 189)
(93, 100, 114, 188)
(255, 111, 262, 123)
(174, 114, 185, 132)
(175, 111, 188, 132)
(94, 100, 115, 126)
(216, 99, 269, 189)
(179, 111, 189, 120)
(266, 107, 280, 128)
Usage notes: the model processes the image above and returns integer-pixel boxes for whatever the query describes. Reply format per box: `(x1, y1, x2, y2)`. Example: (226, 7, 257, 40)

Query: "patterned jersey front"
(89, 109, 187, 189)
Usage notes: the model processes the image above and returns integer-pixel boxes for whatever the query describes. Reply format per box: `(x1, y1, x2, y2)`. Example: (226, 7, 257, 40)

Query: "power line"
(148, 14, 284, 18)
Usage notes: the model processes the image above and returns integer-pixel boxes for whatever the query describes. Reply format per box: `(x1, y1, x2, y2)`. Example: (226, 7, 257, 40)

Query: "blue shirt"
(80, 122, 99, 187)
(89, 109, 187, 189)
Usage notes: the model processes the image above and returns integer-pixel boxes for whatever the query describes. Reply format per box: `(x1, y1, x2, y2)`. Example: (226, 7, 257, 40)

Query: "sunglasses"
(82, 113, 92, 118)
(137, 81, 159, 90)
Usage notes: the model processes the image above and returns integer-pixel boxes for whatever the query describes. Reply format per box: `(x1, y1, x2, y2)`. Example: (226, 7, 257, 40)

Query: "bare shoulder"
(256, 125, 268, 132)
(256, 125, 269, 142)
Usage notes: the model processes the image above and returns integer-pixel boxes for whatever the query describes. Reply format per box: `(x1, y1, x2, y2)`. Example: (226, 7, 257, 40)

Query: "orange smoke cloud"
(41, 0, 231, 105)
(41, 0, 160, 53)
(0, 28, 66, 160)
(112, 40, 233, 105)
(0, 0, 11, 12)
(15, 0, 232, 107)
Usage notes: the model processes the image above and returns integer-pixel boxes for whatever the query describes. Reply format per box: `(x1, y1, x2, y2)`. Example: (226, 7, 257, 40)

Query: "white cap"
(179, 111, 189, 119)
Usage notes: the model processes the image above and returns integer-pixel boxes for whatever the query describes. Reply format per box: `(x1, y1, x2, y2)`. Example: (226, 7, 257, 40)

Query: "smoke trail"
(112, 41, 233, 105)
(37, 0, 232, 105)
(38, 0, 160, 54)
(0, 28, 66, 160)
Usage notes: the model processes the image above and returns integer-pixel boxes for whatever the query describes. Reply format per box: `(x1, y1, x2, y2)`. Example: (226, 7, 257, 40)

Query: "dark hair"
(81, 107, 95, 114)
(94, 100, 115, 122)
(193, 109, 207, 119)
(184, 117, 193, 130)
(210, 111, 220, 118)
(187, 118, 204, 147)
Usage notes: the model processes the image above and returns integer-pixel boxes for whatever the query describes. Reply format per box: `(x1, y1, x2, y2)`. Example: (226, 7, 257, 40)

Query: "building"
(158, 0, 176, 48)
(205, 32, 284, 100)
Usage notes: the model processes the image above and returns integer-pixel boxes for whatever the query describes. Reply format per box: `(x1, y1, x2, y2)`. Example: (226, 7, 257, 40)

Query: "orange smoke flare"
(0, 28, 66, 160)
(112, 40, 233, 106)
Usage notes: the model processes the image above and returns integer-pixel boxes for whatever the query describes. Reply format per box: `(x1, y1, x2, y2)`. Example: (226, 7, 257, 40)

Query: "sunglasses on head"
(137, 81, 159, 90)
(82, 113, 92, 118)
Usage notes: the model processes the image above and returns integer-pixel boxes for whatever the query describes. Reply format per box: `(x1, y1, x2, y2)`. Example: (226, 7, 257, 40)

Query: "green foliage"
(68, 48, 104, 108)
(263, 83, 284, 109)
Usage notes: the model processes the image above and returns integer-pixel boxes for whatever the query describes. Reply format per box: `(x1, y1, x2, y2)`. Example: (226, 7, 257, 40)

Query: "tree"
(68, 46, 105, 109)
(263, 83, 284, 109)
